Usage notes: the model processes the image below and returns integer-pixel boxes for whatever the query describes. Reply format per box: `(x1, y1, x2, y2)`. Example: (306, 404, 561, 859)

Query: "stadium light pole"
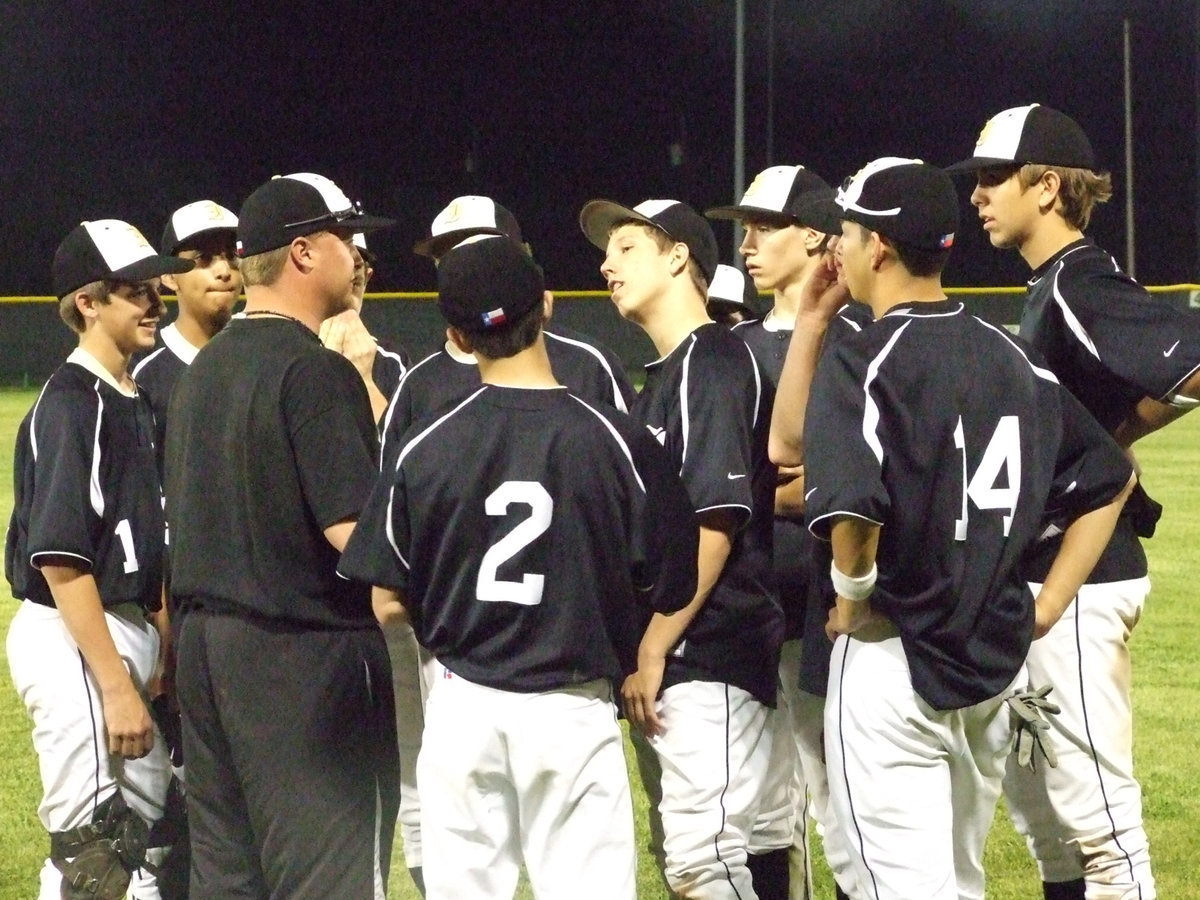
(733, 0, 746, 262)
(1124, 17, 1136, 279)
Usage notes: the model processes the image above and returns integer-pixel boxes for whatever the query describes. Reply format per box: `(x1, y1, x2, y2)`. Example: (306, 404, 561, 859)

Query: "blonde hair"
(58, 281, 108, 333)
(238, 245, 291, 287)
(1018, 164, 1113, 231)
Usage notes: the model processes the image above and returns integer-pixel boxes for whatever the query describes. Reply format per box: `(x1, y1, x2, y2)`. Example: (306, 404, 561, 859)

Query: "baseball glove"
(1007, 684, 1061, 771)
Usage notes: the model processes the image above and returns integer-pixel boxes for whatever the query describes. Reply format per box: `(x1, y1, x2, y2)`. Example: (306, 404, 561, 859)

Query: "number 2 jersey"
(803, 300, 1133, 711)
(339, 384, 698, 693)
(6, 349, 165, 610)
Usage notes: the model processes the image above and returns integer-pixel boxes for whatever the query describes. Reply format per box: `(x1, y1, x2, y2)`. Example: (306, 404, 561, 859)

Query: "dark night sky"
(1, 0, 1195, 295)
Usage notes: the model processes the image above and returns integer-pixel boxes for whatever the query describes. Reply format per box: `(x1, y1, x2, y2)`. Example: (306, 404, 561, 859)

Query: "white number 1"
(955, 415, 1021, 541)
(114, 518, 140, 574)
(476, 481, 553, 606)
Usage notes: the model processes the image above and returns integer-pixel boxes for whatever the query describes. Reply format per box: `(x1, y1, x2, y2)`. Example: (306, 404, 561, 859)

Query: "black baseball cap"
(236, 173, 394, 258)
(579, 198, 720, 285)
(53, 220, 194, 297)
(161, 200, 239, 255)
(414, 196, 524, 259)
(705, 165, 834, 230)
(947, 104, 1095, 173)
(437, 236, 545, 332)
(812, 158, 958, 252)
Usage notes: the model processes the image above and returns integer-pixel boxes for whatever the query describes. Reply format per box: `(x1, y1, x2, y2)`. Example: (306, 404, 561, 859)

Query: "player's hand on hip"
(825, 596, 880, 642)
(101, 682, 155, 760)
(622, 655, 666, 738)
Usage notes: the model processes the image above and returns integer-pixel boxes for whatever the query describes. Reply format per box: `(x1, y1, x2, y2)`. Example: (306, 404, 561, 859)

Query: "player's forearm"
(364, 379, 390, 426)
(1034, 474, 1136, 637)
(1112, 395, 1192, 448)
(42, 564, 141, 698)
(324, 518, 357, 552)
(637, 523, 733, 662)
(372, 586, 409, 626)
(768, 313, 828, 467)
(774, 469, 806, 517)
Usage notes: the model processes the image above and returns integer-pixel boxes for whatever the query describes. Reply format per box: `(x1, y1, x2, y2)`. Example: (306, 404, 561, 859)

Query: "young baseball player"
(580, 197, 786, 899)
(338, 235, 697, 900)
(782, 157, 1136, 900)
(318, 232, 409, 423)
(708, 164, 870, 900)
(6, 220, 193, 900)
(951, 103, 1200, 900)
(132, 200, 241, 460)
(164, 173, 400, 897)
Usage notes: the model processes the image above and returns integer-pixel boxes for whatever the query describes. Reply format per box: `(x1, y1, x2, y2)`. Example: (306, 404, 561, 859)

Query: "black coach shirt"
(7, 350, 165, 611)
(1019, 239, 1200, 583)
(165, 317, 379, 628)
(634, 322, 783, 706)
(379, 329, 635, 474)
(339, 385, 697, 692)
(805, 301, 1133, 711)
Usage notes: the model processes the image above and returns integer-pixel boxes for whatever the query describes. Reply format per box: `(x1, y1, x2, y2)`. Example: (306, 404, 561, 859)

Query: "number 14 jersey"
(803, 301, 1133, 711)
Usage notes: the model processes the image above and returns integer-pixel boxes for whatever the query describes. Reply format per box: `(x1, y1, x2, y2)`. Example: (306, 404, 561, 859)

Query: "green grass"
(0, 387, 1197, 898)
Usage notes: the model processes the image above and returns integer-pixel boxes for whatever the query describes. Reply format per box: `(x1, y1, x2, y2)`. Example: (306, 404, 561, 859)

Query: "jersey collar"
(881, 299, 963, 319)
(1028, 237, 1092, 284)
(160, 322, 202, 365)
(67, 347, 137, 397)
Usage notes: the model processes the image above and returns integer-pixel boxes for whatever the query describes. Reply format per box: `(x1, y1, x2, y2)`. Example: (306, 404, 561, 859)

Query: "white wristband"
(830, 561, 877, 603)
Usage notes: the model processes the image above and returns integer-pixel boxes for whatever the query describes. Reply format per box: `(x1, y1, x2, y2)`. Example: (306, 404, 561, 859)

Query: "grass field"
(0, 386, 1197, 898)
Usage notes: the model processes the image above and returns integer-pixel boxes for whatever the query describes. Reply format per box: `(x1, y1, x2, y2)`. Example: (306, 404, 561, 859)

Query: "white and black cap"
(414, 195, 524, 259)
(236, 173, 394, 258)
(161, 200, 239, 255)
(53, 220, 194, 297)
(579, 198, 720, 285)
(437, 235, 545, 332)
(811, 157, 958, 252)
(707, 264, 754, 309)
(705, 165, 834, 230)
(947, 104, 1095, 173)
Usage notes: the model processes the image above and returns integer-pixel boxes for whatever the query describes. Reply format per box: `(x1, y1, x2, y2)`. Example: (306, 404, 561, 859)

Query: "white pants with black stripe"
(825, 630, 1017, 900)
(384, 621, 436, 870)
(7, 600, 170, 900)
(634, 680, 776, 899)
(418, 672, 636, 900)
(1004, 578, 1155, 899)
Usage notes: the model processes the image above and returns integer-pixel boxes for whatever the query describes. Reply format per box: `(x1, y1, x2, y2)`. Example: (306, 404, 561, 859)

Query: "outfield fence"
(1, 286, 1197, 386)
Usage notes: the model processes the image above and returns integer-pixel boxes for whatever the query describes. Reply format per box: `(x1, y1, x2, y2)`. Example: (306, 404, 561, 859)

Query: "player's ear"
(870, 232, 888, 271)
(160, 272, 180, 294)
(803, 227, 826, 253)
(446, 325, 475, 355)
(1037, 169, 1063, 215)
(667, 241, 689, 277)
(289, 236, 315, 274)
(74, 288, 104, 325)
(542, 290, 554, 320)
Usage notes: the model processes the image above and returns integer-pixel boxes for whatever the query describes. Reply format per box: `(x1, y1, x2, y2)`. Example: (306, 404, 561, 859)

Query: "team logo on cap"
(481, 307, 507, 327)
(938, 233, 955, 249)
(443, 201, 464, 224)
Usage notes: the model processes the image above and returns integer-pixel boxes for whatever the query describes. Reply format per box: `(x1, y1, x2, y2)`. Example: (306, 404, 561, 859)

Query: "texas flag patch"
(481, 307, 507, 327)
(938, 232, 955, 249)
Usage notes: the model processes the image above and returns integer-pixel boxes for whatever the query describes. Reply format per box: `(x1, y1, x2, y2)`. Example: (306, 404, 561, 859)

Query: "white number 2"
(476, 481, 553, 606)
(954, 415, 1021, 541)
(114, 518, 140, 574)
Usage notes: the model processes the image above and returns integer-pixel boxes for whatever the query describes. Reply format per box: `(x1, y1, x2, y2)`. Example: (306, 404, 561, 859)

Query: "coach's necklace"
(242, 309, 309, 329)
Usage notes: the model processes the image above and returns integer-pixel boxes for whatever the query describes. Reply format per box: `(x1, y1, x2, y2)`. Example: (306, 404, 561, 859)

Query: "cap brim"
(113, 255, 195, 283)
(579, 200, 656, 251)
(791, 193, 847, 235)
(340, 213, 395, 233)
(944, 156, 1018, 174)
(413, 226, 506, 259)
(704, 203, 787, 222)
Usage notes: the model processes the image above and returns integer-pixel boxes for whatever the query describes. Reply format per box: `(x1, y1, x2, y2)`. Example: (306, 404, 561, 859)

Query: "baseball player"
(707, 164, 871, 900)
(132, 200, 241, 462)
(787, 157, 1136, 899)
(951, 104, 1200, 900)
(580, 197, 786, 899)
(164, 173, 400, 897)
(6, 220, 192, 899)
(374, 195, 637, 893)
(706, 263, 756, 326)
(338, 235, 698, 900)
(319, 231, 410, 423)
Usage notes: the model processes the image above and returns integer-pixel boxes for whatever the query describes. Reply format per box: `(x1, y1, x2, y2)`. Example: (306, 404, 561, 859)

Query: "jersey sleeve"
(678, 338, 760, 526)
(803, 340, 891, 540)
(338, 466, 411, 592)
(25, 384, 102, 570)
(1062, 267, 1200, 400)
(284, 351, 380, 531)
(1044, 384, 1135, 523)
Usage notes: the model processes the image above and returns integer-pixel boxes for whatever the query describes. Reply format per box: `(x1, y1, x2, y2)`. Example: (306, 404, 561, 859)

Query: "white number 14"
(954, 415, 1021, 541)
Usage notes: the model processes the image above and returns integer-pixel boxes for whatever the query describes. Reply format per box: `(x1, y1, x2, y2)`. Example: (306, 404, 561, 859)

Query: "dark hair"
(892, 240, 951, 278)
(464, 299, 547, 360)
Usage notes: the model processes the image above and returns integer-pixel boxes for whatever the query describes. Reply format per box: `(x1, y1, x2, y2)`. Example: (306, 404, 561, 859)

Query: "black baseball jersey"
(339, 385, 698, 692)
(165, 317, 379, 628)
(379, 329, 634, 474)
(733, 303, 873, 635)
(804, 300, 1133, 710)
(1019, 238, 1200, 582)
(633, 322, 783, 705)
(131, 323, 200, 468)
(6, 350, 165, 611)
